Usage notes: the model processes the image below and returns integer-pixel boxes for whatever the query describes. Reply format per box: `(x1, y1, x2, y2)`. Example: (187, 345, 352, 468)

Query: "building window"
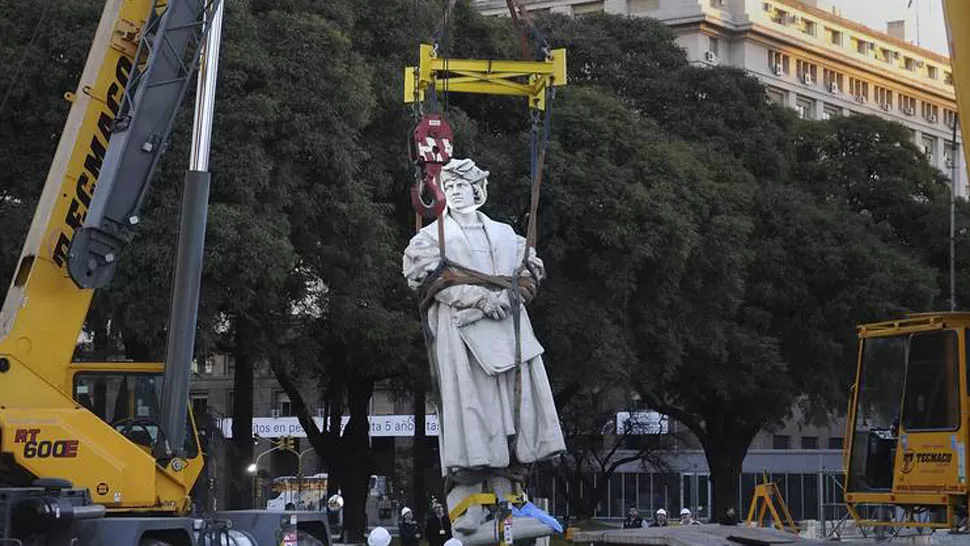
(928, 65, 939, 79)
(773, 435, 791, 449)
(899, 94, 916, 116)
(922, 101, 940, 124)
(945, 141, 958, 168)
(826, 27, 842, 46)
(801, 436, 819, 449)
(709, 36, 719, 57)
(854, 38, 870, 56)
(768, 50, 789, 76)
(822, 104, 841, 120)
(849, 77, 868, 103)
(904, 57, 916, 71)
(796, 59, 817, 85)
(795, 96, 815, 119)
(945, 108, 958, 129)
(874, 85, 893, 111)
(922, 135, 937, 162)
(628, 0, 660, 11)
(766, 87, 786, 106)
(275, 391, 293, 417)
(828, 437, 844, 449)
(898, 94, 917, 115)
(823, 68, 843, 93)
(191, 393, 209, 417)
(709, 0, 726, 7)
(945, 71, 954, 86)
(801, 19, 816, 36)
(572, 1, 605, 15)
(770, 8, 791, 25)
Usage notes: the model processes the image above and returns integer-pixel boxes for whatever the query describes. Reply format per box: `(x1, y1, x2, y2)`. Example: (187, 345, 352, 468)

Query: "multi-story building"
(475, 0, 968, 197)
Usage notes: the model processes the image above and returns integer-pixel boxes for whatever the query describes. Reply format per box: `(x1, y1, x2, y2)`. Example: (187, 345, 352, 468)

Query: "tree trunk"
(412, 374, 427, 523)
(229, 324, 255, 509)
(270, 358, 332, 459)
(341, 377, 375, 542)
(702, 432, 752, 523)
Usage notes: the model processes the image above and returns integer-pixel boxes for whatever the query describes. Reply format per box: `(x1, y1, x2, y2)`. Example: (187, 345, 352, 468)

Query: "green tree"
(793, 114, 970, 309)
(0, 0, 106, 290)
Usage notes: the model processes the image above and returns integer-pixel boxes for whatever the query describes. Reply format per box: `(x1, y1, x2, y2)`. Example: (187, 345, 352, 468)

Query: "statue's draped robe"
(403, 212, 566, 476)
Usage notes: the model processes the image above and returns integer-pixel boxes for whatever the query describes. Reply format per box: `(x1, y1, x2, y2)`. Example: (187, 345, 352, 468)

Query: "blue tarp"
(511, 502, 564, 534)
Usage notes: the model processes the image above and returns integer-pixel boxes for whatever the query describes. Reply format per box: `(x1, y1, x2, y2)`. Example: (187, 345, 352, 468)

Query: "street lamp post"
(248, 443, 282, 508)
(296, 447, 314, 508)
(247, 436, 315, 509)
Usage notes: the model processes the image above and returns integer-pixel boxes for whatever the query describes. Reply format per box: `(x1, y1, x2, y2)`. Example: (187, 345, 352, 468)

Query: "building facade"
(475, 0, 968, 197)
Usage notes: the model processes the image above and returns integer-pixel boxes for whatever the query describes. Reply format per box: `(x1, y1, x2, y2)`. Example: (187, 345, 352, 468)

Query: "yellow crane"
(841, 1, 970, 532)
(0, 1, 328, 544)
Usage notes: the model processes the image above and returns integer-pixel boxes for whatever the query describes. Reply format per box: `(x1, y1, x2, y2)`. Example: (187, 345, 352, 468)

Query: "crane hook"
(410, 114, 454, 219)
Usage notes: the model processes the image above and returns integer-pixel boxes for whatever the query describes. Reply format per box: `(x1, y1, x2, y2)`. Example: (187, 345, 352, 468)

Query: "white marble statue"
(402, 158, 566, 535)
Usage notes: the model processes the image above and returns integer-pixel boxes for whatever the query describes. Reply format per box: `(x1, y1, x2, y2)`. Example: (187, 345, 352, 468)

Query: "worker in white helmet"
(679, 508, 701, 525)
(444, 538, 463, 546)
(400, 506, 422, 546)
(368, 527, 392, 546)
(649, 508, 668, 527)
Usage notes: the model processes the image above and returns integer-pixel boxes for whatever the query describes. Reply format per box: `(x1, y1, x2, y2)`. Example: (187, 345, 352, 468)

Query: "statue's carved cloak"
(403, 212, 566, 476)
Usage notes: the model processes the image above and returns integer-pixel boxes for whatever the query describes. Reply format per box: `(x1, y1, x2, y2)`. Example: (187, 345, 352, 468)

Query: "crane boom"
(0, 0, 216, 513)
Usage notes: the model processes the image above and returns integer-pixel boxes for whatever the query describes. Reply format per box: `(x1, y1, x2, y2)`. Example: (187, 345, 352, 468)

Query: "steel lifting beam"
(404, 43, 566, 111)
(68, 0, 221, 289)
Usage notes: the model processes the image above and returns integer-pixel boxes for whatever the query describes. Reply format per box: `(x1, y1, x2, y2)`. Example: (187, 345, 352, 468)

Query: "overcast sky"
(822, 0, 949, 57)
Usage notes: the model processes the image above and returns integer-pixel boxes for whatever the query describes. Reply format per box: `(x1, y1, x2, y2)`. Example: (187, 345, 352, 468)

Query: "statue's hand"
(480, 291, 511, 320)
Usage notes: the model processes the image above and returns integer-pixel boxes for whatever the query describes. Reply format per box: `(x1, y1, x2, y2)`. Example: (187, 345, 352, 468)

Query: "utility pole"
(908, 0, 921, 47)
(951, 113, 959, 311)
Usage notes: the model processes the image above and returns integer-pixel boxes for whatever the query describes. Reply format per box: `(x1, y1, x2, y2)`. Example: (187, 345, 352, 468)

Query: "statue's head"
(440, 158, 488, 214)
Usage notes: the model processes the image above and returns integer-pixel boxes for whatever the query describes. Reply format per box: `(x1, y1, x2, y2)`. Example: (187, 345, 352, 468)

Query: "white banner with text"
(217, 414, 440, 439)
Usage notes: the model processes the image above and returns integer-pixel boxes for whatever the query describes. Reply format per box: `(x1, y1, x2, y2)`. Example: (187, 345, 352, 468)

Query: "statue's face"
(443, 177, 475, 211)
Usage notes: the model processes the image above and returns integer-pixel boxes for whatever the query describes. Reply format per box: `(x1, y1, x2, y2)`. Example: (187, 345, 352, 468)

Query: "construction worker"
(650, 508, 668, 527)
(400, 507, 422, 546)
(426, 502, 452, 546)
(679, 508, 701, 525)
(622, 506, 646, 529)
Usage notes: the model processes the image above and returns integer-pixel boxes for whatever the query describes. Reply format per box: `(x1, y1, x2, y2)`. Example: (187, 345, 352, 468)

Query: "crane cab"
(844, 312, 970, 530)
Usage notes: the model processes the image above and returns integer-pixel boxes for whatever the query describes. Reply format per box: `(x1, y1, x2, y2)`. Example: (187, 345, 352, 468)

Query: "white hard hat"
(401, 507, 413, 517)
(656, 508, 667, 516)
(680, 508, 691, 516)
(444, 539, 463, 546)
(368, 527, 392, 546)
(327, 494, 344, 511)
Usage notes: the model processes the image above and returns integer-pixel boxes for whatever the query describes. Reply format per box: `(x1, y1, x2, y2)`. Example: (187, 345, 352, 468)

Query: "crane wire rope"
(0, 1, 54, 121)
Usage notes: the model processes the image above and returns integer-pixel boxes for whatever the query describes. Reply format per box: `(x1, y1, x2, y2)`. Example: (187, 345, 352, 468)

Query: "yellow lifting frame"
(404, 43, 566, 111)
(448, 491, 529, 523)
(746, 472, 798, 533)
